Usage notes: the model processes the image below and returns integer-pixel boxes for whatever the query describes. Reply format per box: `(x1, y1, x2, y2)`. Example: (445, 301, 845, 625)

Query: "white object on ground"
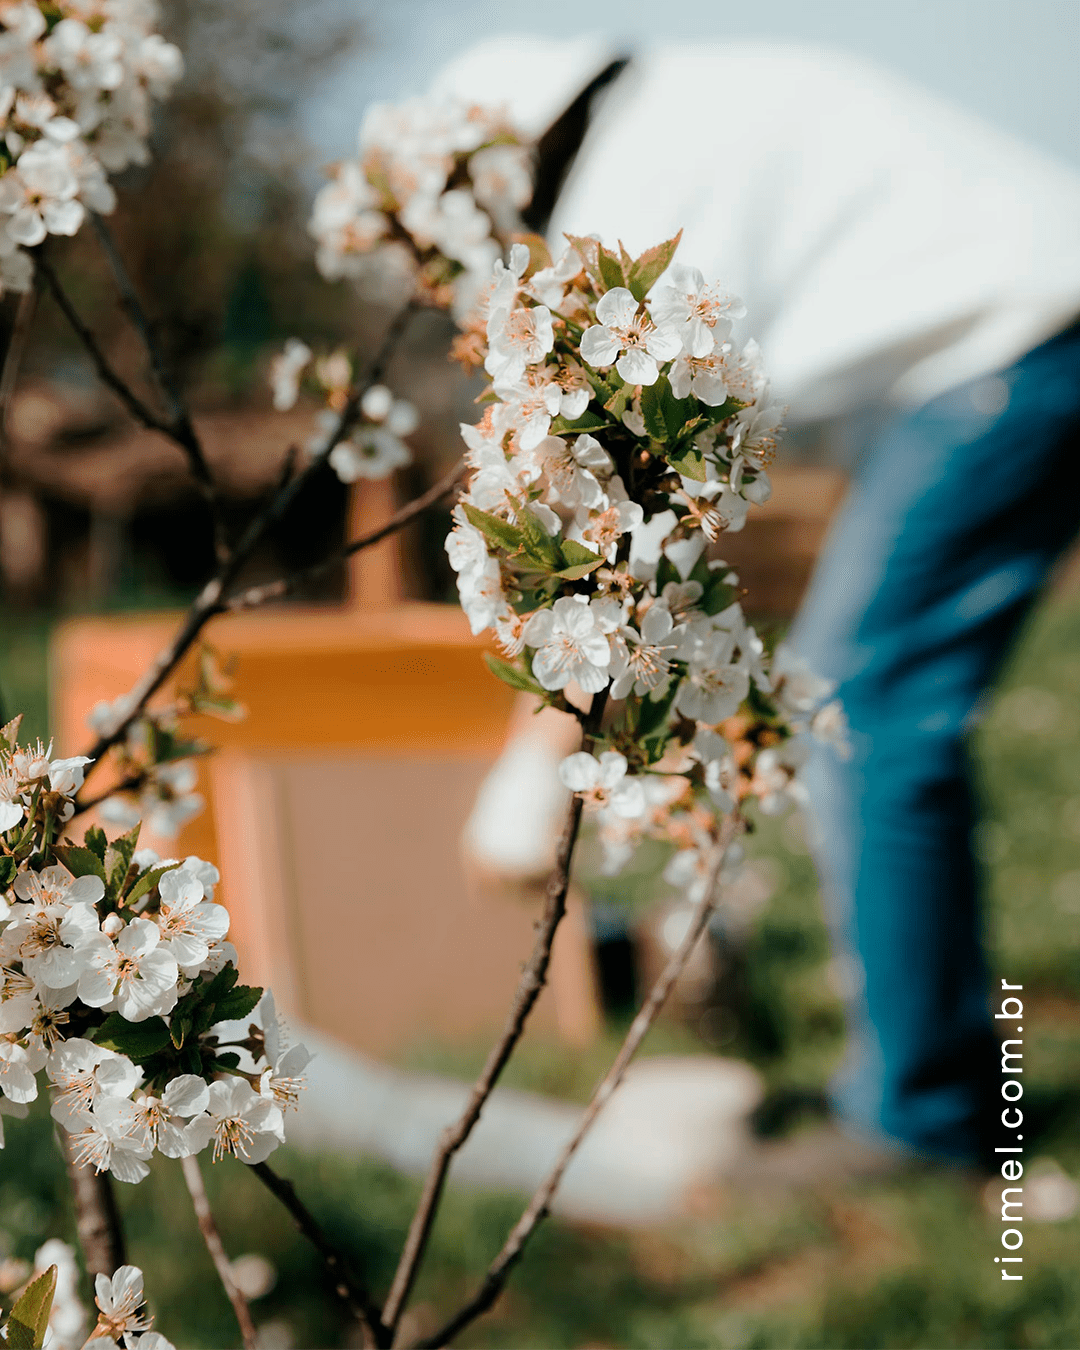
(287, 1028, 763, 1224)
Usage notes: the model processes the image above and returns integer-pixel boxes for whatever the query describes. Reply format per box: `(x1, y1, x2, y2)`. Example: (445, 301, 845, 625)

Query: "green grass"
(2, 589, 1080, 1347)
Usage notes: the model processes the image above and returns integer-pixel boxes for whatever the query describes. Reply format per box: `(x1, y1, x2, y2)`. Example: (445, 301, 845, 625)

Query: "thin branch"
(69, 770, 149, 819)
(250, 1161, 388, 1349)
(36, 254, 173, 437)
(226, 296, 421, 566)
(181, 1155, 258, 1350)
(73, 299, 420, 789)
(60, 1132, 126, 1277)
(417, 815, 743, 1350)
(0, 287, 36, 455)
(380, 694, 608, 1340)
(88, 214, 226, 560)
(224, 458, 467, 612)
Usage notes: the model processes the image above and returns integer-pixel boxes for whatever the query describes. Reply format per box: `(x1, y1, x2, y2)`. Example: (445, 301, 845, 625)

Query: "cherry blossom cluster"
(0, 716, 309, 1183)
(0, 0, 183, 293)
(308, 93, 531, 318)
(445, 233, 848, 874)
(269, 338, 420, 484)
(85, 648, 244, 840)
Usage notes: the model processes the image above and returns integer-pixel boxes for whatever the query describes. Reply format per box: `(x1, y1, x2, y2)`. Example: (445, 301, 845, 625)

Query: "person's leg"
(790, 325, 1080, 1163)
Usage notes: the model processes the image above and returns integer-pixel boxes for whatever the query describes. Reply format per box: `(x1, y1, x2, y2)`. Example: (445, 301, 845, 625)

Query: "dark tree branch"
(182, 1155, 258, 1349)
(224, 458, 466, 611)
(380, 693, 609, 1340)
(72, 299, 420, 790)
(250, 1161, 389, 1348)
(416, 816, 743, 1349)
(88, 215, 228, 561)
(60, 1133, 126, 1277)
(36, 254, 174, 438)
(0, 286, 36, 465)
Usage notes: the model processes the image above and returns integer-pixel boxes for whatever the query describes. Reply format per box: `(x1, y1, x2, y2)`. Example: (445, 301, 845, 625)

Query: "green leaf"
(548, 411, 610, 436)
(597, 244, 626, 294)
(200, 963, 239, 1005)
(659, 382, 698, 441)
(555, 540, 605, 579)
(105, 822, 141, 901)
(655, 553, 680, 592)
(52, 844, 106, 884)
(0, 856, 16, 888)
(124, 861, 180, 907)
(170, 1005, 193, 1050)
(483, 652, 544, 695)
(603, 385, 632, 420)
(626, 229, 683, 302)
(461, 502, 524, 554)
(666, 446, 708, 481)
(636, 679, 679, 739)
(212, 984, 264, 1024)
(0, 714, 23, 754)
(639, 382, 668, 441)
(517, 510, 561, 570)
(562, 233, 602, 288)
(702, 574, 739, 617)
(701, 396, 744, 426)
(94, 1014, 171, 1061)
(83, 825, 108, 862)
(7, 1264, 57, 1349)
(510, 230, 552, 277)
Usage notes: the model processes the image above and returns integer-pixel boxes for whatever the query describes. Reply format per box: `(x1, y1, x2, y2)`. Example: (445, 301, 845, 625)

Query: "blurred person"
(434, 36, 1080, 1168)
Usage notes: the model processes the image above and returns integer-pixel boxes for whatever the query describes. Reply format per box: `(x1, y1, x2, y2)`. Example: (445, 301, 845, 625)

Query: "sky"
(302, 0, 1080, 171)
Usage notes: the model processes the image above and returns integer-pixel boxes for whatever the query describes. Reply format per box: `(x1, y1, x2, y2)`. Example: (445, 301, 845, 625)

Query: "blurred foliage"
(1, 587, 1079, 1345)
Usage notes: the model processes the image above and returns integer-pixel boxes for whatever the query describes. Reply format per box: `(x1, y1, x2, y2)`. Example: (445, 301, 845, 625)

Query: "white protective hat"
(429, 32, 625, 140)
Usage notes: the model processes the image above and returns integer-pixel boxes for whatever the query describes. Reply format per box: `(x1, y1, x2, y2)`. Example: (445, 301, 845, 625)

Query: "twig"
(181, 1155, 258, 1350)
(416, 815, 743, 1349)
(380, 694, 608, 1339)
(0, 287, 36, 457)
(224, 458, 467, 611)
(60, 1132, 126, 1277)
(250, 1161, 388, 1349)
(69, 770, 149, 819)
(73, 299, 420, 789)
(226, 296, 420, 566)
(88, 215, 226, 560)
(36, 254, 173, 437)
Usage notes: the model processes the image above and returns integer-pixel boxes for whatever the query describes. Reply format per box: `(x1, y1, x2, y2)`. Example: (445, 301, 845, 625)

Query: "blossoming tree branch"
(0, 19, 845, 1349)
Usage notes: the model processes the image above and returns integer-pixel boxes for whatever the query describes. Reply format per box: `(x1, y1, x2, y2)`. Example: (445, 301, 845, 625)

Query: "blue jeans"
(790, 320, 1080, 1163)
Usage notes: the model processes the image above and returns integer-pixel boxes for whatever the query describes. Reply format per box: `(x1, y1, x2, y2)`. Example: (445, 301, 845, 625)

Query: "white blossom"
(485, 300, 555, 387)
(0, 1037, 45, 1104)
(269, 338, 312, 412)
(185, 1077, 284, 1165)
(155, 867, 229, 971)
(46, 1038, 140, 1129)
(105, 1074, 209, 1159)
(558, 751, 645, 817)
(328, 425, 412, 482)
(649, 265, 745, 357)
(532, 432, 610, 509)
(65, 1102, 153, 1183)
(610, 604, 683, 698)
(675, 630, 750, 723)
(579, 287, 681, 386)
(522, 596, 612, 693)
(78, 918, 179, 1022)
